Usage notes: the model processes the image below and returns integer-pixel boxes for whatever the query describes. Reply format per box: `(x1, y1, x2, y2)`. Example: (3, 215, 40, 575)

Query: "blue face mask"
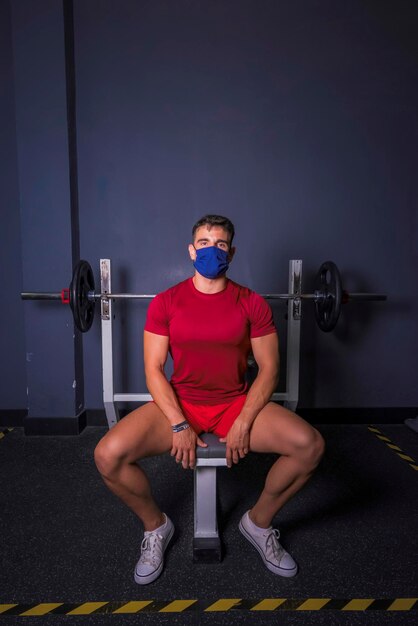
(193, 246, 229, 279)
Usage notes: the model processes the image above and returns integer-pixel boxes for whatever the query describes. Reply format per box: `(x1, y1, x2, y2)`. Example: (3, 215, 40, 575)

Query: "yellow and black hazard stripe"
(0, 598, 417, 615)
(368, 425, 418, 472)
(0, 427, 13, 441)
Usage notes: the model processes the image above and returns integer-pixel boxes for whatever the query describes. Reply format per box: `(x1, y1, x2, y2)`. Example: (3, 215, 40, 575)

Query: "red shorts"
(177, 395, 247, 438)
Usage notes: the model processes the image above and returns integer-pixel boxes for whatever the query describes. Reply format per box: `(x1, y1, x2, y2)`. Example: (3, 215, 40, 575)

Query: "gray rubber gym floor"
(1, 422, 417, 626)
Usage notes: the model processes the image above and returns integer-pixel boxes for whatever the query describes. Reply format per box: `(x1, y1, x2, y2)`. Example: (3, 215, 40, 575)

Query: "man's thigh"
(249, 402, 321, 455)
(98, 402, 173, 462)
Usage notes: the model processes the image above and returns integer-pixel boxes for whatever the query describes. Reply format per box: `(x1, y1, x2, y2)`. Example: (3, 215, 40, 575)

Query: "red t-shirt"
(144, 277, 276, 404)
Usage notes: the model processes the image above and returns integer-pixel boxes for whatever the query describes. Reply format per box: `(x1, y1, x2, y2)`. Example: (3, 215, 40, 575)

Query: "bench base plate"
(193, 537, 222, 563)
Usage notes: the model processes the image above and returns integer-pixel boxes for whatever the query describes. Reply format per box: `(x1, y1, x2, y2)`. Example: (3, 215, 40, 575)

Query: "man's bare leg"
(237, 404, 324, 577)
(94, 402, 172, 531)
(94, 403, 177, 585)
(248, 403, 325, 528)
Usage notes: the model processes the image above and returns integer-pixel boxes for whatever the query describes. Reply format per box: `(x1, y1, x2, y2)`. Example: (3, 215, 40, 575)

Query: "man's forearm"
(238, 367, 279, 428)
(145, 368, 185, 427)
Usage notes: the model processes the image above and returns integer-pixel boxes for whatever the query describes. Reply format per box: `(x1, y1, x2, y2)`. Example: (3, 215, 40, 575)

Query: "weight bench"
(193, 432, 227, 562)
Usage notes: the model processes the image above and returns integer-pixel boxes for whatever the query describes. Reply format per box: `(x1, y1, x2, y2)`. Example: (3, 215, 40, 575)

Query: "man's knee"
(290, 426, 325, 469)
(310, 428, 325, 466)
(301, 428, 325, 469)
(94, 436, 129, 479)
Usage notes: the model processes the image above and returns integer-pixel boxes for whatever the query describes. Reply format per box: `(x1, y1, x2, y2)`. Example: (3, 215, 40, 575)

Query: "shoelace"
(265, 529, 285, 562)
(139, 532, 164, 566)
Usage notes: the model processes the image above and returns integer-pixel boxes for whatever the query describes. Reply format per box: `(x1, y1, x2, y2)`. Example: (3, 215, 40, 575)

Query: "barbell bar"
(21, 290, 387, 302)
(21, 259, 387, 333)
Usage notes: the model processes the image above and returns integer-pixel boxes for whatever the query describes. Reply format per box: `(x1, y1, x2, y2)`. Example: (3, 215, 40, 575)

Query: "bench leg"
(193, 466, 222, 562)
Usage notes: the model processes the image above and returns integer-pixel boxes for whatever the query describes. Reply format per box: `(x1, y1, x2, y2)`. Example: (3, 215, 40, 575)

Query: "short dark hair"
(192, 214, 235, 246)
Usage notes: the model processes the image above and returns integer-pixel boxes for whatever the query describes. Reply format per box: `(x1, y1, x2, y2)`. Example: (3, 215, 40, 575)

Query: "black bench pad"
(197, 432, 226, 458)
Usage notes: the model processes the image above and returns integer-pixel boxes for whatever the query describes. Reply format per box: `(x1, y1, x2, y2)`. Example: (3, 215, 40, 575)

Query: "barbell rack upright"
(285, 260, 302, 412)
(100, 259, 119, 428)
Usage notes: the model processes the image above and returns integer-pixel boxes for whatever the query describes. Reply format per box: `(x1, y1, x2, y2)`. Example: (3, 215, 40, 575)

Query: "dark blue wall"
(75, 0, 418, 409)
(0, 0, 27, 410)
(2, 0, 418, 417)
(10, 0, 83, 420)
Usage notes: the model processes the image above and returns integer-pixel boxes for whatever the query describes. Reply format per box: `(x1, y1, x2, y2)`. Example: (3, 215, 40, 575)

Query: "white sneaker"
(134, 514, 174, 585)
(239, 511, 298, 577)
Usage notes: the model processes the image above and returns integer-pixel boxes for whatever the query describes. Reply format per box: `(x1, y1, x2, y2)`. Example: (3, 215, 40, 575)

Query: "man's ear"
(188, 244, 197, 261)
(228, 246, 236, 262)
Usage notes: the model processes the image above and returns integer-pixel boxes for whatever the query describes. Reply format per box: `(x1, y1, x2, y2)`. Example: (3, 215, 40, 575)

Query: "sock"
(246, 511, 271, 535)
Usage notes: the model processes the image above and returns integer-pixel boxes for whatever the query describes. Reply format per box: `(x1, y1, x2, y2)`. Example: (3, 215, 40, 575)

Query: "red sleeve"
(249, 292, 277, 338)
(144, 293, 170, 336)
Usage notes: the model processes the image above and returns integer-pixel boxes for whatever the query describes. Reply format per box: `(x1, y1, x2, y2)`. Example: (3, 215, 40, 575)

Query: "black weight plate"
(69, 260, 95, 332)
(314, 261, 342, 332)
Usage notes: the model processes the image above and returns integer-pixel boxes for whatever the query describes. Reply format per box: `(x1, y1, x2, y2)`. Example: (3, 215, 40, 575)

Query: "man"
(94, 214, 325, 585)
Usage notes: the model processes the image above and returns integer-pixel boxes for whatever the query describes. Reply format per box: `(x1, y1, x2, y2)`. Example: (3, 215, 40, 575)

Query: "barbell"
(21, 259, 387, 333)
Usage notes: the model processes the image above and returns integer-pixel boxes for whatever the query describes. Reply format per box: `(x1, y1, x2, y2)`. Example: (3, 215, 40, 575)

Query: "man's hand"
(219, 419, 250, 468)
(171, 427, 207, 469)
